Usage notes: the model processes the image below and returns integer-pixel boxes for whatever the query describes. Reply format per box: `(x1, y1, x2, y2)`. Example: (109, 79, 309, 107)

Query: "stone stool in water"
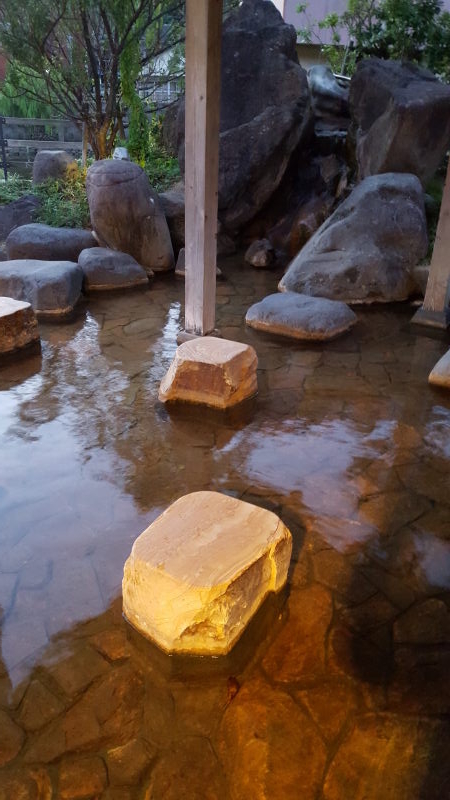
(0, 297, 40, 355)
(159, 337, 258, 409)
(122, 491, 292, 655)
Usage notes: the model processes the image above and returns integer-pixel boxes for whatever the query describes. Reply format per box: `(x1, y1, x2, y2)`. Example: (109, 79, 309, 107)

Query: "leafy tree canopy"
(0, 0, 184, 158)
(297, 0, 450, 79)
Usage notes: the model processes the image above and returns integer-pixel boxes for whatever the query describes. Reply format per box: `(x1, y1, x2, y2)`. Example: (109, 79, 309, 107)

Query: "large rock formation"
(6, 224, 96, 262)
(86, 160, 174, 274)
(32, 150, 78, 185)
(174, 0, 312, 233)
(0, 259, 83, 317)
(350, 59, 450, 184)
(0, 297, 40, 355)
(159, 338, 258, 409)
(122, 491, 292, 655)
(279, 173, 428, 303)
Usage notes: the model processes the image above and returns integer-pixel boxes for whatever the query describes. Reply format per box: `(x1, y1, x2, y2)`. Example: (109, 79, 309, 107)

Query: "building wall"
(283, 0, 450, 48)
(283, 0, 349, 45)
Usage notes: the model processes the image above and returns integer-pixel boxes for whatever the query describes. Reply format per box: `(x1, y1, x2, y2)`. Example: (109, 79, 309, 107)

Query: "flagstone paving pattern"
(0, 258, 450, 798)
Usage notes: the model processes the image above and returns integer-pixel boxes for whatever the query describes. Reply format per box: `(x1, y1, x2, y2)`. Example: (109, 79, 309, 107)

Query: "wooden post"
(412, 160, 450, 329)
(183, 0, 223, 337)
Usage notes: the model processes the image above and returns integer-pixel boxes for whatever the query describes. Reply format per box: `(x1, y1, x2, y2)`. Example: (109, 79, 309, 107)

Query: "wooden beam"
(184, 0, 223, 336)
(412, 159, 450, 329)
(5, 140, 87, 151)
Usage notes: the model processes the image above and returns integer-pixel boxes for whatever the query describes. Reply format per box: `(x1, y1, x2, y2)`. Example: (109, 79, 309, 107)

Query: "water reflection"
(0, 261, 450, 797)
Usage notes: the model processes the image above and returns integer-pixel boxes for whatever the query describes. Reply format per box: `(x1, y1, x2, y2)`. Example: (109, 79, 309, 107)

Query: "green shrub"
(143, 116, 180, 192)
(0, 166, 90, 228)
(0, 174, 33, 204)
(35, 169, 90, 229)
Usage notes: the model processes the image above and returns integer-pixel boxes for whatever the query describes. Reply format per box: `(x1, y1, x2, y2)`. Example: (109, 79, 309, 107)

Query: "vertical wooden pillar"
(412, 159, 450, 329)
(184, 0, 223, 336)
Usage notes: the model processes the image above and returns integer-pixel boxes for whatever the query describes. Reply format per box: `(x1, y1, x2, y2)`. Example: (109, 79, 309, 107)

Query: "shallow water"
(1, 258, 450, 799)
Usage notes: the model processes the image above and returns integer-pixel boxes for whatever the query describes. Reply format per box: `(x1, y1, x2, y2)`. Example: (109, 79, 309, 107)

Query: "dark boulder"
(349, 58, 450, 184)
(32, 150, 78, 185)
(0, 259, 83, 317)
(78, 248, 149, 291)
(6, 224, 96, 262)
(175, 0, 312, 233)
(159, 189, 185, 254)
(86, 160, 174, 274)
(244, 239, 275, 268)
(0, 196, 40, 242)
(279, 173, 428, 304)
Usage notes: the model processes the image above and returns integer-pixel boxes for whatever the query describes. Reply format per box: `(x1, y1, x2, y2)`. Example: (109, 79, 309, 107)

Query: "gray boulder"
(350, 59, 450, 184)
(279, 173, 428, 304)
(245, 239, 275, 268)
(174, 247, 222, 279)
(159, 189, 185, 253)
(308, 66, 349, 124)
(0, 260, 83, 317)
(246, 292, 357, 340)
(78, 248, 149, 291)
(32, 150, 78, 185)
(176, 0, 312, 232)
(6, 224, 96, 262)
(0, 196, 40, 241)
(86, 160, 174, 274)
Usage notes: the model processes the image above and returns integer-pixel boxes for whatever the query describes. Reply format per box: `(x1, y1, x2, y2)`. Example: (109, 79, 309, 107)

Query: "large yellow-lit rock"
(429, 348, 450, 389)
(0, 296, 40, 355)
(122, 491, 292, 655)
(158, 338, 258, 408)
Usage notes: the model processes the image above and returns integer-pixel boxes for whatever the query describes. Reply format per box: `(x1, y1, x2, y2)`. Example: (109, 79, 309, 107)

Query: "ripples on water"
(0, 261, 449, 798)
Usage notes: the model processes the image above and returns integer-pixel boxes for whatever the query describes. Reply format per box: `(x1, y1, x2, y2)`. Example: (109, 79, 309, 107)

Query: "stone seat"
(6, 223, 96, 262)
(429, 348, 450, 389)
(0, 259, 83, 317)
(0, 296, 40, 355)
(78, 247, 150, 291)
(245, 292, 357, 341)
(122, 491, 292, 655)
(159, 337, 258, 409)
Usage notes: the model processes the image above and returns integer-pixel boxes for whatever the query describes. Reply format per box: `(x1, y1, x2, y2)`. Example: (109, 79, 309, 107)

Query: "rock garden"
(1, 0, 450, 798)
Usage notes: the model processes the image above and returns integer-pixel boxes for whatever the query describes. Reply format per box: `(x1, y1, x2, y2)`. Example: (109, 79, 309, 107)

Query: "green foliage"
(120, 36, 151, 166)
(0, 70, 56, 118)
(35, 170, 90, 229)
(0, 167, 90, 227)
(298, 0, 450, 79)
(0, 174, 33, 204)
(143, 116, 180, 192)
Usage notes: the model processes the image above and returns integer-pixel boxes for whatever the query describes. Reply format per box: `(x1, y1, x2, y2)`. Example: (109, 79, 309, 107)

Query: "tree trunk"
(86, 120, 116, 160)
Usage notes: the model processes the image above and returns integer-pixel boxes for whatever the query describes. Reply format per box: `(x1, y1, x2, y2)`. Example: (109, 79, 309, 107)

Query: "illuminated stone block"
(429, 348, 450, 389)
(158, 338, 258, 408)
(122, 491, 292, 655)
(0, 297, 39, 355)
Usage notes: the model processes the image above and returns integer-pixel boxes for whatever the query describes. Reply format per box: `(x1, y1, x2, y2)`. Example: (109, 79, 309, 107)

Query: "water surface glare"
(0, 259, 450, 799)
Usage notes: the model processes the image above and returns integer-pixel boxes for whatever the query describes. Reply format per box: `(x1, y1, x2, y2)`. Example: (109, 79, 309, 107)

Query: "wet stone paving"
(0, 257, 450, 799)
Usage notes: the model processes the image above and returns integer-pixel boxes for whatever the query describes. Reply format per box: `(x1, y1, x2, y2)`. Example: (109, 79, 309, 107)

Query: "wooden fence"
(2, 117, 86, 177)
